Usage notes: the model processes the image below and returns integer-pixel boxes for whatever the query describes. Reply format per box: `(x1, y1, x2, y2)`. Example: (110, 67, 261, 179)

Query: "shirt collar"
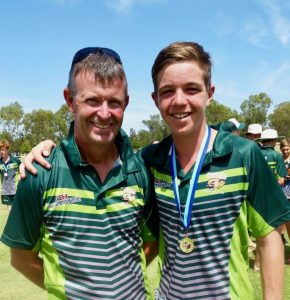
(61, 121, 139, 174)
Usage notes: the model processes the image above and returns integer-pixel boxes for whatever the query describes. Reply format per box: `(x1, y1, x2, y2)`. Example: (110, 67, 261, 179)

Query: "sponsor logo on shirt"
(122, 187, 136, 202)
(206, 172, 227, 192)
(50, 193, 81, 208)
(154, 178, 171, 189)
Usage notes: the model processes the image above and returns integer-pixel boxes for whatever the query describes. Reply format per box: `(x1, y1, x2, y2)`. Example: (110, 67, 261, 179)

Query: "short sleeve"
(1, 167, 45, 249)
(242, 142, 290, 231)
(137, 150, 159, 241)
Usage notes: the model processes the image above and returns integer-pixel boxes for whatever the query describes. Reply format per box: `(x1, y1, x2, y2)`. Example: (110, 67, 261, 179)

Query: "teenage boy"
(141, 42, 290, 299)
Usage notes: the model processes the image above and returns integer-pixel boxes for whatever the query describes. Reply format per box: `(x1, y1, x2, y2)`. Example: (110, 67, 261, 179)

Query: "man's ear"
(151, 92, 159, 109)
(123, 95, 129, 110)
(206, 85, 215, 106)
(63, 88, 76, 113)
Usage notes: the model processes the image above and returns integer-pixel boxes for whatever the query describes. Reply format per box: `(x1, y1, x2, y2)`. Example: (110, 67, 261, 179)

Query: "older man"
(1, 48, 157, 299)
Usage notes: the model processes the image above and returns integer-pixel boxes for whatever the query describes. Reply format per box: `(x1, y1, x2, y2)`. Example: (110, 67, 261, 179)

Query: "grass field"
(0, 203, 289, 299)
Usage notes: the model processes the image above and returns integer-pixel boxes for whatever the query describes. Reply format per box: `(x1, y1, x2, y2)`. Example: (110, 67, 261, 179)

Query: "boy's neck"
(2, 155, 10, 163)
(172, 126, 217, 174)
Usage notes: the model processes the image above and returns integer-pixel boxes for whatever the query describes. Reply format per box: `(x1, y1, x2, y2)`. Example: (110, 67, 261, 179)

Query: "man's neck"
(78, 142, 119, 183)
(172, 125, 217, 174)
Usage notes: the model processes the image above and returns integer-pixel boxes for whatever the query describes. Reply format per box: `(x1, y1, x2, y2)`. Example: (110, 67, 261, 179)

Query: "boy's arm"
(11, 248, 45, 289)
(257, 229, 284, 300)
(19, 140, 56, 178)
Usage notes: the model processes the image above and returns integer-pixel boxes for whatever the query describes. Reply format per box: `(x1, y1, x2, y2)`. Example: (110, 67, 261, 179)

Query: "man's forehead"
(75, 71, 126, 88)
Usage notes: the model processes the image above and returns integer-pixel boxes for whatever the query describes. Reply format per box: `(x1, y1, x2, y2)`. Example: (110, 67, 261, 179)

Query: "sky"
(0, 0, 290, 133)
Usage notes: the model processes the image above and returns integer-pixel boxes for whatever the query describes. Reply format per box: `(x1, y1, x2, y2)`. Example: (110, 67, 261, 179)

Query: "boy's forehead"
(156, 61, 205, 86)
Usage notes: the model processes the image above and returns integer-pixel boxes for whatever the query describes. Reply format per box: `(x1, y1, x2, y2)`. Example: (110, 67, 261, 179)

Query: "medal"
(180, 236, 195, 253)
(170, 125, 211, 253)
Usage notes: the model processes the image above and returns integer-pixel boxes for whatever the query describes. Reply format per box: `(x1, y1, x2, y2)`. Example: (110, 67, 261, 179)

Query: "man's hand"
(11, 248, 45, 289)
(143, 241, 158, 265)
(19, 140, 56, 179)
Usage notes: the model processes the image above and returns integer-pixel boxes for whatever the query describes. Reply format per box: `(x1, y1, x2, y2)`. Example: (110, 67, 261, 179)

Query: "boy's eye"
(186, 87, 199, 94)
(160, 89, 173, 96)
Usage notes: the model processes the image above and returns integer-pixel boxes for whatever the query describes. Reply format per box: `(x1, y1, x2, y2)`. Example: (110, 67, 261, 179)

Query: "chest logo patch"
(154, 178, 171, 189)
(122, 187, 136, 202)
(206, 172, 227, 191)
(50, 193, 81, 208)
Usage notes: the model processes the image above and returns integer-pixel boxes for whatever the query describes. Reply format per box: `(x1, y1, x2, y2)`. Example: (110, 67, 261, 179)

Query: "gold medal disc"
(180, 237, 194, 253)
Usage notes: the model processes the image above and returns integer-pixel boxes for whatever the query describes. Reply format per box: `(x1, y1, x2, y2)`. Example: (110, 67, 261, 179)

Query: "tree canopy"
(129, 94, 289, 149)
(240, 93, 272, 126)
(268, 101, 290, 138)
(130, 114, 170, 149)
(206, 100, 240, 125)
(0, 92, 289, 153)
(0, 102, 73, 154)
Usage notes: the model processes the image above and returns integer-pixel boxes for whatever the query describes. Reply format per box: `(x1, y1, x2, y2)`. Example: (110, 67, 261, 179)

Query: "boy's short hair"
(151, 41, 212, 92)
(0, 140, 10, 150)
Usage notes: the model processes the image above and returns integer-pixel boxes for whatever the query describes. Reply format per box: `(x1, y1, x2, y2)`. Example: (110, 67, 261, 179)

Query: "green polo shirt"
(0, 155, 21, 195)
(1, 124, 155, 300)
(259, 145, 287, 179)
(140, 122, 290, 300)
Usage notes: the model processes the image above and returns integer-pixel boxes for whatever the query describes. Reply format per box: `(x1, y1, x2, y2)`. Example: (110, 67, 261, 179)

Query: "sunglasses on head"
(71, 47, 122, 68)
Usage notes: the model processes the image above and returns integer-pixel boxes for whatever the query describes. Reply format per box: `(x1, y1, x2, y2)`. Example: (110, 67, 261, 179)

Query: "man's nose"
(96, 102, 111, 119)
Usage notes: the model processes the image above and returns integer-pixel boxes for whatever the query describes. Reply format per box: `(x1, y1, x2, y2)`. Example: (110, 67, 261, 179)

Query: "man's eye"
(109, 100, 122, 108)
(85, 99, 99, 107)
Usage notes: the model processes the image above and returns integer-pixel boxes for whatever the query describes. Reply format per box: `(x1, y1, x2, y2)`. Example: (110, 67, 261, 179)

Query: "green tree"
(206, 100, 240, 125)
(23, 109, 67, 148)
(130, 114, 170, 149)
(142, 114, 170, 141)
(55, 104, 72, 140)
(240, 93, 272, 126)
(0, 102, 24, 141)
(268, 101, 290, 137)
(131, 130, 152, 150)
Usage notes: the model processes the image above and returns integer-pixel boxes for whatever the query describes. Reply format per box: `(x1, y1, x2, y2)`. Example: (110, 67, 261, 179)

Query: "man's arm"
(143, 241, 158, 265)
(11, 248, 45, 289)
(257, 229, 284, 300)
(19, 140, 56, 178)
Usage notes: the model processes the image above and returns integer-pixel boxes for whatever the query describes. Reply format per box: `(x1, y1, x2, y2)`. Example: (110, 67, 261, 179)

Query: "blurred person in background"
(253, 129, 288, 271)
(0, 140, 21, 211)
(245, 123, 262, 141)
(280, 138, 290, 264)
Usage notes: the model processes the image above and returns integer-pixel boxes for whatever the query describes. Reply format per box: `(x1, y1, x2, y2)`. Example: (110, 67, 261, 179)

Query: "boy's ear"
(206, 85, 215, 106)
(151, 92, 159, 109)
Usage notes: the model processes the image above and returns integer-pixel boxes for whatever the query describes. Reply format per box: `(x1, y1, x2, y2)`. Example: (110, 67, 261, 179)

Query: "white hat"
(228, 118, 245, 130)
(260, 129, 278, 140)
(247, 124, 262, 134)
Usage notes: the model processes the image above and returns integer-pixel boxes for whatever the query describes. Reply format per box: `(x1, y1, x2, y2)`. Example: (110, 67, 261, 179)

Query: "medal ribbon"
(3, 161, 9, 174)
(170, 125, 211, 231)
